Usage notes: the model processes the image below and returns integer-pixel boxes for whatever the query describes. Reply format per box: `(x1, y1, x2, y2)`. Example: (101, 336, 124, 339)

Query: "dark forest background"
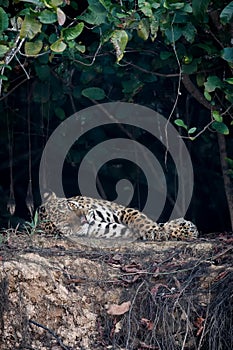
(0, 0, 233, 234)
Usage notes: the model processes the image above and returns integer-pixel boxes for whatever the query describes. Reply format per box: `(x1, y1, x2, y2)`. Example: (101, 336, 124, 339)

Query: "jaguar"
(37, 191, 198, 242)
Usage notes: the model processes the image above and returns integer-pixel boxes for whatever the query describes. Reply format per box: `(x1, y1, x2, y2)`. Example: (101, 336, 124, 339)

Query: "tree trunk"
(217, 133, 233, 231)
(182, 74, 233, 231)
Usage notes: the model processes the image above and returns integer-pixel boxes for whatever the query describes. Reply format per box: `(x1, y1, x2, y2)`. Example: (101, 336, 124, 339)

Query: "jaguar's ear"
(41, 190, 57, 202)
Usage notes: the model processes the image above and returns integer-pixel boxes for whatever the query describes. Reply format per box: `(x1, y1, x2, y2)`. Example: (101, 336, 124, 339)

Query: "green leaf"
(151, 2, 160, 10)
(0, 44, 8, 57)
(24, 40, 43, 55)
(0, 0, 9, 7)
(0, 63, 11, 70)
(183, 4, 192, 13)
(20, 15, 42, 39)
(164, 1, 184, 10)
(192, 0, 210, 19)
(122, 78, 143, 94)
(0, 7, 8, 32)
(62, 22, 84, 41)
(50, 39, 67, 52)
(110, 30, 128, 62)
(70, 1, 78, 10)
(137, 18, 150, 40)
(212, 121, 229, 135)
(165, 26, 182, 43)
(226, 93, 233, 104)
(0, 74, 8, 80)
(98, 0, 112, 10)
(140, 4, 153, 17)
(225, 157, 233, 168)
(221, 48, 233, 63)
(183, 23, 196, 43)
(100, 30, 113, 45)
(212, 110, 223, 123)
(81, 87, 106, 100)
(76, 43, 85, 53)
(174, 119, 188, 129)
(67, 41, 75, 48)
(220, 2, 233, 24)
(188, 127, 197, 134)
(204, 76, 222, 92)
(204, 90, 211, 101)
(196, 73, 205, 87)
(49, 33, 57, 44)
(173, 12, 188, 24)
(225, 78, 233, 84)
(38, 9, 57, 24)
(79, 2, 106, 25)
(50, 0, 63, 5)
(54, 106, 66, 120)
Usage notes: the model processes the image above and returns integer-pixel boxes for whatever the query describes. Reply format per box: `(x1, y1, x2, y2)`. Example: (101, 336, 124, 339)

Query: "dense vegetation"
(0, 0, 232, 233)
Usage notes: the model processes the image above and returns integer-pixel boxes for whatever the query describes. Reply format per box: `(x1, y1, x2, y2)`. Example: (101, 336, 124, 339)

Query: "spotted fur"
(38, 192, 198, 241)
